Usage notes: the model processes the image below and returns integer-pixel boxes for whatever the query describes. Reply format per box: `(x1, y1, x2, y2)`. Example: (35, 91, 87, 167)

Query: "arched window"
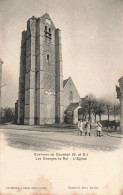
(47, 54, 49, 60)
(49, 28, 51, 33)
(45, 26, 47, 31)
(69, 91, 73, 101)
(47, 54, 49, 64)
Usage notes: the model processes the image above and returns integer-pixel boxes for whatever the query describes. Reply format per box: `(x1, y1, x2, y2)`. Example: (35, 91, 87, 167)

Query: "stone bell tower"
(18, 13, 63, 125)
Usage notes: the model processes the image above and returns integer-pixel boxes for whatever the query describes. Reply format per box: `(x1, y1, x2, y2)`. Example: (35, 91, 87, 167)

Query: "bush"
(1, 108, 14, 123)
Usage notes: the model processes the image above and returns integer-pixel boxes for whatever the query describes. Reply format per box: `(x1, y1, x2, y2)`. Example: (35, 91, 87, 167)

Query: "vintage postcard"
(0, 0, 123, 195)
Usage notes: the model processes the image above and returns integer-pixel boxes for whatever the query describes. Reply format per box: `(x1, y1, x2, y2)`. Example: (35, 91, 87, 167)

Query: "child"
(97, 121, 102, 137)
(85, 121, 91, 136)
(78, 120, 83, 136)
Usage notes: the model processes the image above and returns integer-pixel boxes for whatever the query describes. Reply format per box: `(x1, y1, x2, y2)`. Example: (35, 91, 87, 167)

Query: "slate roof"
(118, 76, 123, 82)
(30, 16, 37, 20)
(66, 102, 79, 112)
(63, 78, 69, 87)
(40, 13, 56, 29)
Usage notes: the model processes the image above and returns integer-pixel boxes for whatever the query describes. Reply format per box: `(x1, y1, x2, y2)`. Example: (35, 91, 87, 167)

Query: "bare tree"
(96, 99, 106, 122)
(104, 101, 112, 122)
(1, 107, 14, 123)
(80, 94, 97, 122)
(111, 103, 120, 121)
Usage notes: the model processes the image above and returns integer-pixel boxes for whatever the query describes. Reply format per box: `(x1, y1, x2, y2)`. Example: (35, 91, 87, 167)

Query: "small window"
(45, 26, 47, 31)
(47, 54, 49, 60)
(47, 54, 50, 64)
(49, 28, 51, 33)
(69, 91, 73, 101)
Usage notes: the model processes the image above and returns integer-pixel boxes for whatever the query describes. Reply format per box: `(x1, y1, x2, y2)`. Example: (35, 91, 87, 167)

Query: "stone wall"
(63, 77, 80, 112)
(18, 31, 26, 124)
(18, 13, 63, 125)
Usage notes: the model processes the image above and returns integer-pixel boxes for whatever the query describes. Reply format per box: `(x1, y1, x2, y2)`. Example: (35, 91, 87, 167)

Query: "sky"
(0, 0, 123, 107)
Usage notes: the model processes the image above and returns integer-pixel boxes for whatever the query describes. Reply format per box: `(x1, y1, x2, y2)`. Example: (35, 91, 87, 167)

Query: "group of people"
(77, 120, 102, 137)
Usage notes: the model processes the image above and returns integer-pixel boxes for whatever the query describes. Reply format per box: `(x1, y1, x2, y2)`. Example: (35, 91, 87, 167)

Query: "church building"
(18, 13, 80, 125)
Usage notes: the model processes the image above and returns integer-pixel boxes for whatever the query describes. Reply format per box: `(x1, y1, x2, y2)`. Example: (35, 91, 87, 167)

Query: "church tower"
(18, 13, 63, 125)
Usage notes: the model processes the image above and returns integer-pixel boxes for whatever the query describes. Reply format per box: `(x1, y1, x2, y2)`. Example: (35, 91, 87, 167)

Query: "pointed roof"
(63, 76, 80, 99)
(66, 103, 79, 112)
(40, 13, 56, 28)
(118, 76, 123, 82)
(40, 13, 51, 19)
(30, 16, 37, 20)
(63, 78, 69, 87)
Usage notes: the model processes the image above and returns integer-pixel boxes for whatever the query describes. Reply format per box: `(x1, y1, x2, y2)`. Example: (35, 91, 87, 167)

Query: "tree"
(80, 94, 119, 123)
(110, 103, 120, 121)
(96, 99, 106, 121)
(91, 100, 99, 122)
(80, 94, 97, 122)
(2, 107, 14, 123)
(78, 104, 88, 120)
(104, 101, 112, 122)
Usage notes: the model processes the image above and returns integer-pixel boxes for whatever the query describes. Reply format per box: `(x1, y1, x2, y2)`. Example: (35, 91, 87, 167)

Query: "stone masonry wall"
(18, 13, 63, 125)
(63, 77, 80, 112)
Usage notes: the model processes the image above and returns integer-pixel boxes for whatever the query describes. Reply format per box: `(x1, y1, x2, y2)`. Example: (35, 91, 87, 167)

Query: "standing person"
(85, 121, 87, 135)
(86, 121, 91, 136)
(97, 121, 102, 137)
(80, 120, 83, 136)
(63, 111, 67, 124)
(78, 120, 80, 136)
(78, 120, 83, 136)
(96, 121, 99, 136)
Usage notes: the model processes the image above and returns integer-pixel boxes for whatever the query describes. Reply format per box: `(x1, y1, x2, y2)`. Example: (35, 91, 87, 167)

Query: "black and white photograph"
(0, 0, 123, 195)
